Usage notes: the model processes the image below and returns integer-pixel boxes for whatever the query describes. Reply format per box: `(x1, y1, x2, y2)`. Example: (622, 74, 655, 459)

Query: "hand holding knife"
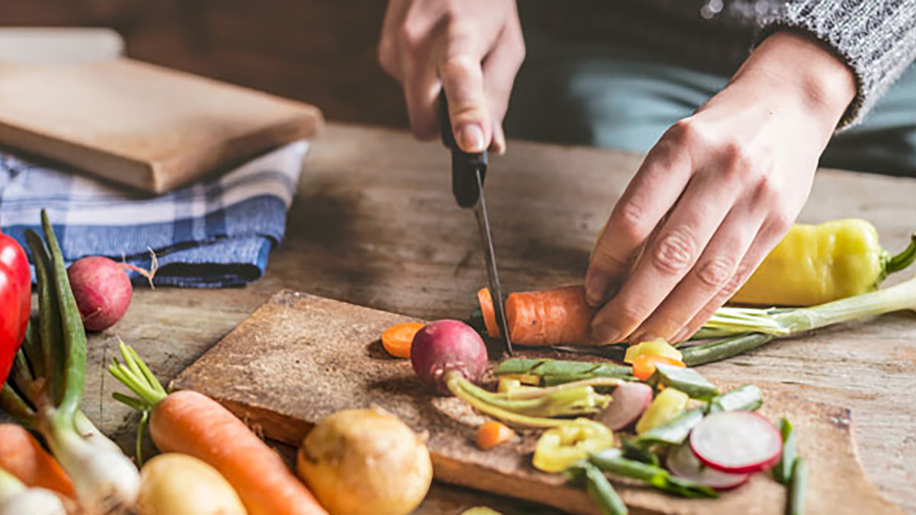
(439, 94, 514, 355)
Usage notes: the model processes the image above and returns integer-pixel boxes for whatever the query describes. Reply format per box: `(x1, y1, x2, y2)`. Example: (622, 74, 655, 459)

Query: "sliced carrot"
(477, 288, 501, 338)
(0, 424, 74, 497)
(505, 286, 595, 346)
(632, 355, 686, 381)
(151, 390, 328, 515)
(381, 322, 425, 359)
(476, 421, 515, 450)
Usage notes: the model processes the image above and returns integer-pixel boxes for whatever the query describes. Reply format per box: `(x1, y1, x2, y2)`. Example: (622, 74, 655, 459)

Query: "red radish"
(67, 254, 156, 331)
(599, 382, 653, 430)
(667, 443, 750, 490)
(689, 411, 782, 474)
(410, 320, 488, 394)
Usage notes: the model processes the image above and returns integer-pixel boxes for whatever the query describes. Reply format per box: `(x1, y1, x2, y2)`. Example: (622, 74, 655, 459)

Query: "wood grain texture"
(0, 58, 323, 192)
(15, 124, 912, 514)
(172, 290, 901, 515)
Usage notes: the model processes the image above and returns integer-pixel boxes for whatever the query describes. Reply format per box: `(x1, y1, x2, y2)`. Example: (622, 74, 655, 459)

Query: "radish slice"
(667, 444, 750, 490)
(689, 411, 782, 474)
(599, 382, 653, 430)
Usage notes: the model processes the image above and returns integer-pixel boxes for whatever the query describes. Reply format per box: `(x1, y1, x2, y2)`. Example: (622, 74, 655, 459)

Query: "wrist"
(732, 32, 856, 133)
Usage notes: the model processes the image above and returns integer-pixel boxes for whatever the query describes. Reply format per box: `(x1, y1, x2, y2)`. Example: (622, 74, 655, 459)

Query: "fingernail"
(592, 324, 622, 344)
(459, 124, 486, 153)
(585, 273, 612, 307)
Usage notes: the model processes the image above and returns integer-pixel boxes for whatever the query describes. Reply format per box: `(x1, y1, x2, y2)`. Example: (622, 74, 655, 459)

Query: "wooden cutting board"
(0, 58, 323, 193)
(172, 290, 902, 515)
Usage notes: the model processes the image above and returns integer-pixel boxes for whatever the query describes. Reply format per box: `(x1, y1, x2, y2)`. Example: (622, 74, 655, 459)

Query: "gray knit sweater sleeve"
(758, 0, 916, 127)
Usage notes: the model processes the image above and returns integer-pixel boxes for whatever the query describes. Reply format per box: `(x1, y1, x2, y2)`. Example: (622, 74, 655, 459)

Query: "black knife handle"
(439, 94, 487, 208)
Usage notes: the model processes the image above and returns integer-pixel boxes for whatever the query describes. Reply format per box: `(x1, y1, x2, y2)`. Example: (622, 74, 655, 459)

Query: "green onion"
(773, 417, 797, 486)
(632, 408, 704, 447)
(708, 385, 763, 413)
(495, 358, 633, 385)
(565, 462, 629, 515)
(681, 333, 776, 366)
(588, 449, 718, 499)
(788, 458, 808, 515)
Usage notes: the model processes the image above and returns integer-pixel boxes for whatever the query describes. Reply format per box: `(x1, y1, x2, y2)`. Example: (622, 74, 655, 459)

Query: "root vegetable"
(689, 411, 782, 474)
(599, 382, 653, 430)
(410, 320, 487, 394)
(0, 467, 67, 515)
(68, 257, 132, 332)
(0, 424, 74, 497)
(138, 454, 246, 515)
(297, 408, 432, 515)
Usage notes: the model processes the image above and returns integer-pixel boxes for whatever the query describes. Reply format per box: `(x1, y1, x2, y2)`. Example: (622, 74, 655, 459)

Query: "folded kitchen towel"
(0, 141, 308, 288)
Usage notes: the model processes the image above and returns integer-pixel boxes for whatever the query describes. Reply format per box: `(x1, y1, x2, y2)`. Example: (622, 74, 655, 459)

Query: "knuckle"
(718, 269, 747, 298)
(719, 141, 754, 176)
(767, 210, 794, 236)
(653, 228, 696, 275)
(695, 255, 737, 289)
(667, 118, 711, 148)
(616, 300, 649, 331)
(398, 23, 425, 53)
(440, 54, 477, 80)
(610, 200, 649, 245)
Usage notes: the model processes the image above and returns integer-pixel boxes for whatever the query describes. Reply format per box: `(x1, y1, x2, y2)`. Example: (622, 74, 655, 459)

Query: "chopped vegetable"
(588, 449, 718, 499)
(624, 339, 682, 364)
(109, 342, 328, 515)
(633, 408, 704, 447)
(532, 421, 616, 473)
(681, 333, 776, 367)
(381, 322, 424, 359)
(708, 385, 763, 413)
(635, 388, 688, 435)
(647, 364, 719, 400)
(599, 382, 653, 430)
(788, 458, 808, 515)
(138, 454, 246, 515)
(497, 377, 522, 393)
(0, 228, 30, 386)
(0, 468, 66, 515)
(495, 358, 633, 384)
(564, 462, 628, 515)
(632, 355, 684, 381)
(460, 508, 503, 515)
(478, 286, 595, 345)
(1, 211, 141, 514)
(476, 421, 516, 450)
(772, 417, 797, 485)
(689, 411, 782, 474)
(297, 408, 432, 515)
(0, 425, 73, 498)
(666, 444, 750, 491)
(733, 221, 916, 306)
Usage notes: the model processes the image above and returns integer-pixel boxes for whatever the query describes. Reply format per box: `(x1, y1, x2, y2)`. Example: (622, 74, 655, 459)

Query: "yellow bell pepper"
(532, 419, 615, 473)
(733, 220, 916, 306)
(635, 388, 688, 435)
(624, 339, 682, 364)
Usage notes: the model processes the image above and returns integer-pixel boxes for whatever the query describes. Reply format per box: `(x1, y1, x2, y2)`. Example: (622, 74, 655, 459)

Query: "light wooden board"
(0, 58, 323, 192)
(173, 290, 902, 515)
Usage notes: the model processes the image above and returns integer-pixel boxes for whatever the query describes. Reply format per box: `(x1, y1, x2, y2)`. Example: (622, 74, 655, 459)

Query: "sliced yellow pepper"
(532, 419, 615, 473)
(624, 339, 682, 364)
(635, 388, 688, 435)
(733, 220, 916, 306)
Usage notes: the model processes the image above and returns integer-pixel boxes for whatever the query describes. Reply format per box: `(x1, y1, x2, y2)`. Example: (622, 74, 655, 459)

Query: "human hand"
(378, 0, 525, 153)
(586, 32, 856, 344)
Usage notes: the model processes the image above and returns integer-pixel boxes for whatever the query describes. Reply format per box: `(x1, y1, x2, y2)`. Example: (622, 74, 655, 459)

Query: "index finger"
(438, 28, 492, 153)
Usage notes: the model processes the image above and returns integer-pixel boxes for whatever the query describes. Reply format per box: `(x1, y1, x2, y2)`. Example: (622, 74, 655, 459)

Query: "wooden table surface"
(49, 124, 916, 513)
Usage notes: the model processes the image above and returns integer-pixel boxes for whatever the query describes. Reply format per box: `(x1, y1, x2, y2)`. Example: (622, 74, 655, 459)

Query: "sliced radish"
(689, 411, 782, 474)
(667, 443, 750, 490)
(599, 382, 653, 430)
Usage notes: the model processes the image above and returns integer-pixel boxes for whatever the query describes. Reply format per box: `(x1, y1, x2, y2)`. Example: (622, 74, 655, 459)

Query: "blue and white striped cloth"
(0, 141, 308, 288)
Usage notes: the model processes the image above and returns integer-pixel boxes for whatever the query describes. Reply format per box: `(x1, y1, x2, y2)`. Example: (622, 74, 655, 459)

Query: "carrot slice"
(382, 322, 425, 359)
(477, 288, 501, 338)
(476, 421, 515, 450)
(0, 424, 74, 497)
(632, 355, 686, 381)
(504, 286, 596, 346)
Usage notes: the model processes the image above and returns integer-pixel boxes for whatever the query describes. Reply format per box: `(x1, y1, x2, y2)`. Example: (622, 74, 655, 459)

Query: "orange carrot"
(632, 355, 685, 381)
(476, 421, 515, 450)
(0, 424, 74, 498)
(477, 288, 501, 338)
(381, 322, 425, 358)
(110, 343, 328, 515)
(478, 286, 596, 346)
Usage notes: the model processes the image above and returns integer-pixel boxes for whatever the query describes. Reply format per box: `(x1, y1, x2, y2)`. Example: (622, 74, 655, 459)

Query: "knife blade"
(439, 94, 513, 355)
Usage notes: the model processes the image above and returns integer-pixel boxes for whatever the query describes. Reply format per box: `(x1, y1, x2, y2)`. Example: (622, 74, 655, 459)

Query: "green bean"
(708, 385, 763, 413)
(681, 333, 775, 366)
(788, 458, 807, 515)
(773, 417, 797, 486)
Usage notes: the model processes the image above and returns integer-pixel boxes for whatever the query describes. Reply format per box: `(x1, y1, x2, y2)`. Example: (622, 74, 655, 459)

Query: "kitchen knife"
(439, 94, 513, 355)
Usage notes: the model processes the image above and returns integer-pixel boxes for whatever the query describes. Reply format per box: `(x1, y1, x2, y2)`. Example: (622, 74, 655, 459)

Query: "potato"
(137, 454, 246, 515)
(297, 408, 433, 515)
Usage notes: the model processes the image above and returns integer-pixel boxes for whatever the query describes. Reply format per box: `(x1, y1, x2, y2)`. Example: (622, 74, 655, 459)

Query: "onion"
(137, 454, 246, 515)
(410, 320, 487, 394)
(0, 488, 67, 515)
(297, 408, 433, 515)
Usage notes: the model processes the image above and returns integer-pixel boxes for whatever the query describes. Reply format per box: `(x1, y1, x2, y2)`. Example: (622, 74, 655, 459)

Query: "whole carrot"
(0, 424, 73, 498)
(109, 342, 328, 515)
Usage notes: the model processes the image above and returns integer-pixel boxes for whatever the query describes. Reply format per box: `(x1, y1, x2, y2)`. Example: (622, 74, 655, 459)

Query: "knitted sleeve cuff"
(756, 1, 916, 129)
